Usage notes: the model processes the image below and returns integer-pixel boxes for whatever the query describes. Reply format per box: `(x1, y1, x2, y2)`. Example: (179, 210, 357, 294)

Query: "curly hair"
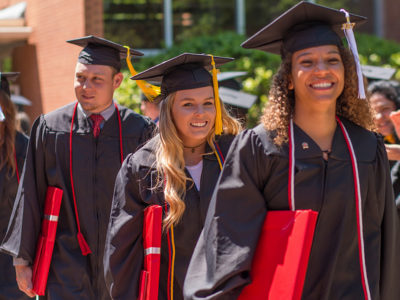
(155, 92, 241, 229)
(0, 90, 17, 176)
(262, 45, 375, 146)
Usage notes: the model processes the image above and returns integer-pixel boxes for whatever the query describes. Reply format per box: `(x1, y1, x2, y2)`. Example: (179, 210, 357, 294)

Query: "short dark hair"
(368, 80, 400, 109)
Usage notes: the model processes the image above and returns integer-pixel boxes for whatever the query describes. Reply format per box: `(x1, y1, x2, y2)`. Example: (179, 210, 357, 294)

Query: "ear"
(288, 76, 294, 90)
(113, 72, 124, 89)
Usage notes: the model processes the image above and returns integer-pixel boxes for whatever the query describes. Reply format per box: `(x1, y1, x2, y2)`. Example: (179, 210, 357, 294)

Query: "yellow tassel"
(209, 55, 223, 135)
(123, 46, 161, 102)
(384, 134, 396, 144)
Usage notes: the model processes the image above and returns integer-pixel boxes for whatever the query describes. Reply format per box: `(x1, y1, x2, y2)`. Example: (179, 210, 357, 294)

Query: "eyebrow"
(179, 96, 214, 101)
(295, 50, 340, 59)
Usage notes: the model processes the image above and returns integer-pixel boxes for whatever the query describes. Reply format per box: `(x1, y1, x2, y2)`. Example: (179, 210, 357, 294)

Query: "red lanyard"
(288, 117, 371, 300)
(69, 102, 124, 256)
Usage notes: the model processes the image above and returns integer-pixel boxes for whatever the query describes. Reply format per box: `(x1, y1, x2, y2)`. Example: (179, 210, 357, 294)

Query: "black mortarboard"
(132, 53, 233, 135)
(219, 87, 257, 110)
(0, 72, 19, 97)
(217, 71, 247, 91)
(131, 53, 233, 100)
(67, 35, 143, 71)
(216, 72, 257, 109)
(241, 1, 366, 55)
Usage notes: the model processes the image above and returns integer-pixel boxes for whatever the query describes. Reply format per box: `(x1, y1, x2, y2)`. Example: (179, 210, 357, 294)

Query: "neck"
(183, 141, 206, 166)
(294, 106, 337, 151)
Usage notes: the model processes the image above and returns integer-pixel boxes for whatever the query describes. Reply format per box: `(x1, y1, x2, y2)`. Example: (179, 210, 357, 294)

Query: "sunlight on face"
(172, 86, 216, 147)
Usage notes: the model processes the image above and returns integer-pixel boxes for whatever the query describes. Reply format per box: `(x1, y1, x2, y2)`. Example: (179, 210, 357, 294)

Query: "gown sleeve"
(184, 128, 271, 300)
(104, 153, 147, 300)
(376, 138, 400, 299)
(0, 116, 48, 263)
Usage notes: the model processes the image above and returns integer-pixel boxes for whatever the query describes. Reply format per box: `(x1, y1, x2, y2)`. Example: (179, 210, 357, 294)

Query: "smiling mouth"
(310, 82, 334, 89)
(190, 121, 208, 127)
(82, 95, 95, 100)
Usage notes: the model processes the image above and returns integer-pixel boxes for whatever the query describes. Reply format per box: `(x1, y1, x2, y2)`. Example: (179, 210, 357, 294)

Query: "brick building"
(0, 0, 103, 122)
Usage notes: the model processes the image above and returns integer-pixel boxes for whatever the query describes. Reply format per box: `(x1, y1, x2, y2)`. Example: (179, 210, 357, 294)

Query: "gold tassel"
(209, 55, 223, 135)
(123, 46, 161, 102)
(384, 134, 396, 144)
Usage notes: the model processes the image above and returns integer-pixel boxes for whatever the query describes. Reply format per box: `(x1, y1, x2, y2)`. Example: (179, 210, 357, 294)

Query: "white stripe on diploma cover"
(144, 247, 161, 256)
(44, 214, 59, 222)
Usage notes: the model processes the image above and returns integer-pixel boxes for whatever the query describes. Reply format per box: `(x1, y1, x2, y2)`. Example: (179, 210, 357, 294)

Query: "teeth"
(191, 122, 206, 127)
(312, 82, 332, 88)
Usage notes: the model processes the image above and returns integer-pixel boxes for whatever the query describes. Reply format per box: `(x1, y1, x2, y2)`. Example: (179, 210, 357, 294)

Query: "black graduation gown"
(184, 118, 400, 300)
(104, 134, 235, 300)
(0, 102, 156, 300)
(0, 131, 29, 300)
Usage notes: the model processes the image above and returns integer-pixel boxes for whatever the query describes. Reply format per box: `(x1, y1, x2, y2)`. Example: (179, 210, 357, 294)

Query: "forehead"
(174, 86, 214, 100)
(370, 93, 396, 108)
(74, 62, 113, 75)
(292, 44, 341, 58)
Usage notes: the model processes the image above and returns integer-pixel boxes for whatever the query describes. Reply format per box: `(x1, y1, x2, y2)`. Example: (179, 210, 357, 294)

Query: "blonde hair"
(155, 91, 241, 229)
(262, 45, 375, 146)
(0, 90, 17, 176)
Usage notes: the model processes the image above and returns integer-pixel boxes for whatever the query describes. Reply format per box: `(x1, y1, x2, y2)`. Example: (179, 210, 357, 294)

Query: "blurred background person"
(0, 72, 29, 300)
(368, 80, 400, 201)
(217, 71, 257, 127)
(140, 92, 160, 125)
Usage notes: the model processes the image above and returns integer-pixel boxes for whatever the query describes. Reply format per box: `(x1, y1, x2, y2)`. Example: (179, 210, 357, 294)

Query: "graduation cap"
(362, 65, 396, 81)
(219, 87, 257, 109)
(241, 1, 366, 54)
(217, 71, 247, 82)
(66, 35, 143, 71)
(241, 1, 367, 99)
(0, 72, 19, 122)
(216, 71, 257, 109)
(132, 53, 234, 134)
(11, 94, 32, 106)
(0, 72, 19, 97)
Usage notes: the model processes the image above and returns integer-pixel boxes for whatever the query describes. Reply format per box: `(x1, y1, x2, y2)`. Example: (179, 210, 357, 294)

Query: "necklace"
(183, 141, 206, 153)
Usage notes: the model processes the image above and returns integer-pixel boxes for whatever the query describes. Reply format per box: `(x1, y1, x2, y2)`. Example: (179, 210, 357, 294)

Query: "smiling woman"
(184, 2, 400, 300)
(104, 53, 241, 300)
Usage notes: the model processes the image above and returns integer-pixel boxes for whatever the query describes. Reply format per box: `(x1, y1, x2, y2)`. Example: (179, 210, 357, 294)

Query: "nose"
(314, 59, 329, 73)
(82, 79, 92, 89)
(194, 104, 205, 115)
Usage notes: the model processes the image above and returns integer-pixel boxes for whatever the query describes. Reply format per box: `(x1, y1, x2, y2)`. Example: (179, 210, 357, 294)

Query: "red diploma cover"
(32, 187, 63, 296)
(138, 205, 163, 300)
(238, 210, 318, 300)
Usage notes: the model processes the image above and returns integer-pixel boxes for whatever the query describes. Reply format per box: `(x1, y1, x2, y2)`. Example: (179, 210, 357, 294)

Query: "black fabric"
(160, 64, 213, 97)
(282, 22, 343, 54)
(241, 1, 366, 55)
(104, 134, 235, 300)
(0, 103, 156, 300)
(67, 35, 143, 71)
(184, 118, 400, 300)
(0, 132, 29, 300)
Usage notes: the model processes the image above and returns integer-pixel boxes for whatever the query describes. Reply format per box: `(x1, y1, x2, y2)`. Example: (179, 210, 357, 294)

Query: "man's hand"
(15, 265, 36, 297)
